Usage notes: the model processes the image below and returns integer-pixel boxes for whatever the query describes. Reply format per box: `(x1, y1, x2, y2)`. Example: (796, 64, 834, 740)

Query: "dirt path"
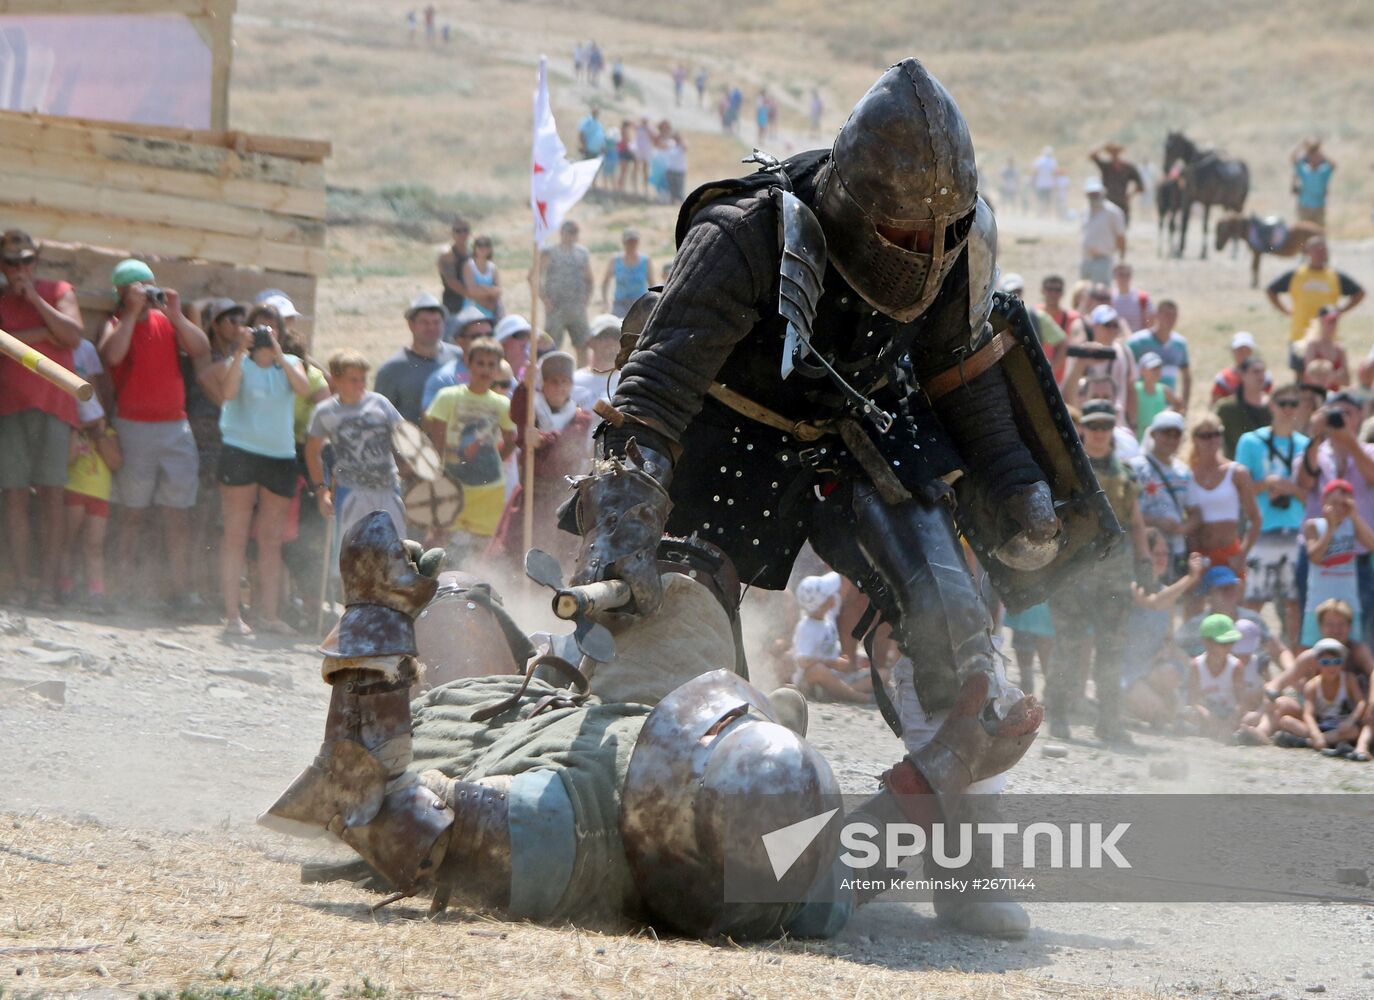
(5, 601, 1374, 998)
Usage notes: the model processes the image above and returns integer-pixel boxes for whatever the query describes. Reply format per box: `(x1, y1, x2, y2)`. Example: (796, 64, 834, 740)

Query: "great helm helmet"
(814, 58, 979, 323)
(619, 670, 841, 940)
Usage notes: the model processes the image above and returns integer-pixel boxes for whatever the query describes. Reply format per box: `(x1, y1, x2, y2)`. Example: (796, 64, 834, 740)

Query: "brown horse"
(1215, 212, 1324, 288)
(1164, 131, 1249, 259)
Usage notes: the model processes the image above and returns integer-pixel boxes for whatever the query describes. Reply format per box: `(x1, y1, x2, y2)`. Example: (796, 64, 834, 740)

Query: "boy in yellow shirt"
(424, 337, 516, 564)
(60, 397, 123, 613)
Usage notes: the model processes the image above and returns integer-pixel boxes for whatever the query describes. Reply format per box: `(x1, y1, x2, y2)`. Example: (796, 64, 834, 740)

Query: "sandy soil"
(4, 600, 1374, 999)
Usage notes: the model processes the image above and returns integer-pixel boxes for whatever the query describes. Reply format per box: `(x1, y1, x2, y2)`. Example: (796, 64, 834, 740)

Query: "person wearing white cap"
(1064, 302, 1138, 430)
(1080, 175, 1126, 285)
(790, 571, 870, 703)
(494, 314, 532, 380)
(374, 292, 460, 422)
(421, 305, 496, 412)
(1031, 145, 1057, 216)
(1212, 331, 1272, 403)
(573, 313, 623, 420)
(1129, 408, 1193, 583)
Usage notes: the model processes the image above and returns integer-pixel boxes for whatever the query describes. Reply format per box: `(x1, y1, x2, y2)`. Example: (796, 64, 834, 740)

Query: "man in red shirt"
(0, 230, 85, 606)
(98, 260, 210, 612)
(1039, 273, 1078, 385)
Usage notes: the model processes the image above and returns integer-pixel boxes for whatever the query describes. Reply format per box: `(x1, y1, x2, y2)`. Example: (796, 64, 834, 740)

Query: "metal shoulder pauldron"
(776, 187, 828, 381)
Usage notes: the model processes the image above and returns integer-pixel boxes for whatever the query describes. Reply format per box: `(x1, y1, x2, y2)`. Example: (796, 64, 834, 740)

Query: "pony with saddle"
(1215, 212, 1324, 288)
(1164, 131, 1249, 259)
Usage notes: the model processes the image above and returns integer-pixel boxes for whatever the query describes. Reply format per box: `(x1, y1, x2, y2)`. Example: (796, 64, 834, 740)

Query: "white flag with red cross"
(531, 56, 601, 245)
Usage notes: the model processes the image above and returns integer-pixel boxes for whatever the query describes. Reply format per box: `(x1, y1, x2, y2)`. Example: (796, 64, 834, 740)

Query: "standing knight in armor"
(563, 58, 1119, 937)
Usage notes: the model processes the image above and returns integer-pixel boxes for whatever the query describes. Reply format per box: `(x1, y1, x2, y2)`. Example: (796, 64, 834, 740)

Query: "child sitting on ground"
(1274, 638, 1367, 755)
(1185, 614, 1265, 742)
(791, 572, 871, 703)
(59, 396, 123, 614)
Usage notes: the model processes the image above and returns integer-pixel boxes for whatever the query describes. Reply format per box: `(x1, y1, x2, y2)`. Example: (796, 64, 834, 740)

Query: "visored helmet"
(814, 58, 978, 322)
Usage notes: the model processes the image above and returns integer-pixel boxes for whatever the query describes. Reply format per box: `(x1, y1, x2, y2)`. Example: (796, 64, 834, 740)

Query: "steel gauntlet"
(566, 444, 673, 619)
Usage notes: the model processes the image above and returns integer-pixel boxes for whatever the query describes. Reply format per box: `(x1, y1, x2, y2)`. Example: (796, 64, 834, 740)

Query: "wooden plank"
(0, 1, 233, 15)
(0, 146, 325, 220)
(36, 241, 313, 340)
(0, 171, 326, 248)
(0, 110, 329, 163)
(0, 115, 325, 189)
(0, 205, 327, 276)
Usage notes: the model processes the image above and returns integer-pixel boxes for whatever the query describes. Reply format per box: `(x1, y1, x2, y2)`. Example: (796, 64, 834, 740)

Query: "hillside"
(225, 0, 1373, 373)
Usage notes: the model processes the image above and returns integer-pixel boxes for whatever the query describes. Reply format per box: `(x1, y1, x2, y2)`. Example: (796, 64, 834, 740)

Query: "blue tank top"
(470, 261, 497, 319)
(613, 255, 649, 305)
(219, 355, 299, 460)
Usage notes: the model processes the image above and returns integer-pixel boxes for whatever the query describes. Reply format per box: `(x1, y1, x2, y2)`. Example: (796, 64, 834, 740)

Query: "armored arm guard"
(605, 195, 777, 460)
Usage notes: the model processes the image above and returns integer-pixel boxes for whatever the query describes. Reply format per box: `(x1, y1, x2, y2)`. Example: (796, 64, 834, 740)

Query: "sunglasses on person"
(1194, 431, 1222, 440)
(1318, 656, 1345, 666)
(1275, 399, 1301, 409)
(1043, 284, 1064, 293)
(1154, 428, 1183, 437)
(452, 227, 470, 235)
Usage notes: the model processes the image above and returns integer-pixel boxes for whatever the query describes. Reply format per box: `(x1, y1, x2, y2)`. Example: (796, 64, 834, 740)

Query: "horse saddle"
(1247, 215, 1288, 253)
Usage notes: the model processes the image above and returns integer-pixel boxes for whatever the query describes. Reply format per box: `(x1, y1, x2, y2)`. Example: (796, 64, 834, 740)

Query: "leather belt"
(924, 330, 1018, 401)
(707, 383, 833, 442)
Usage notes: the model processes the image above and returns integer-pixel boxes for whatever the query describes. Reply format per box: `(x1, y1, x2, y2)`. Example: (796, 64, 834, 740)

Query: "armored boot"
(259, 512, 451, 895)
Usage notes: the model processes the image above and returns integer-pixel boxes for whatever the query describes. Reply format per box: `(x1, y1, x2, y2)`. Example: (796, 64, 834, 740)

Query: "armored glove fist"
(993, 481, 1062, 572)
(568, 449, 672, 620)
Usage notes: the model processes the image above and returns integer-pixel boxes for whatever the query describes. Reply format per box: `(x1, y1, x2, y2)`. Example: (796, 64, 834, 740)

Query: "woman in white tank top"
(1185, 414, 1261, 579)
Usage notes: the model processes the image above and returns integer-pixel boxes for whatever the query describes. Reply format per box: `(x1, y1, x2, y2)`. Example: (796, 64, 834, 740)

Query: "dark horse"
(1164, 131, 1249, 259)
(1155, 174, 1183, 257)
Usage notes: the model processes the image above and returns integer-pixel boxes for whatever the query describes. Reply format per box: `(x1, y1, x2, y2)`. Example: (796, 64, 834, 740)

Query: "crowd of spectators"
(5, 122, 1373, 766)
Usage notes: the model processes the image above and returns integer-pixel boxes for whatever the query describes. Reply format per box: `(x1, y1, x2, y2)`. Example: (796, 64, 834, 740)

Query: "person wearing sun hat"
(1089, 142, 1145, 224)
(1129, 408, 1192, 582)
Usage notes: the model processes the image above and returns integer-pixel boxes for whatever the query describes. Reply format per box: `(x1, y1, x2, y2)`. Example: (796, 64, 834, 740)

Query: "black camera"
(144, 285, 167, 307)
(250, 325, 275, 351)
(1066, 343, 1117, 361)
(1271, 495, 1293, 509)
(1325, 409, 1346, 430)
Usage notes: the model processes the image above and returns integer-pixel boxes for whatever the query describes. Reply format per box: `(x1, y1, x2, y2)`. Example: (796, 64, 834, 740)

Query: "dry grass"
(0, 815, 1158, 999)
(223, 0, 1373, 390)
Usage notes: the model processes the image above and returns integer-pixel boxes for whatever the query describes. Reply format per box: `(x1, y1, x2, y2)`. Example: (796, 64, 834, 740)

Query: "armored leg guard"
(260, 661, 455, 894)
(419, 772, 514, 914)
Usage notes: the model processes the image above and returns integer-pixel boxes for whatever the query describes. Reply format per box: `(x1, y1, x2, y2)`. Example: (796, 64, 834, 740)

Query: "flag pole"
(522, 242, 542, 564)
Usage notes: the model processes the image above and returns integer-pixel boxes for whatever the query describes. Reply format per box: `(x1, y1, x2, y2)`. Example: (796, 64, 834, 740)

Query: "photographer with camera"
(99, 260, 210, 613)
(1063, 302, 1138, 430)
(1295, 390, 1374, 647)
(206, 323, 312, 638)
(1236, 385, 1310, 645)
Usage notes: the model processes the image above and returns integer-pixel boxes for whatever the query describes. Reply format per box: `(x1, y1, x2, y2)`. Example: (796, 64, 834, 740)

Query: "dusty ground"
(4, 602, 1374, 999)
